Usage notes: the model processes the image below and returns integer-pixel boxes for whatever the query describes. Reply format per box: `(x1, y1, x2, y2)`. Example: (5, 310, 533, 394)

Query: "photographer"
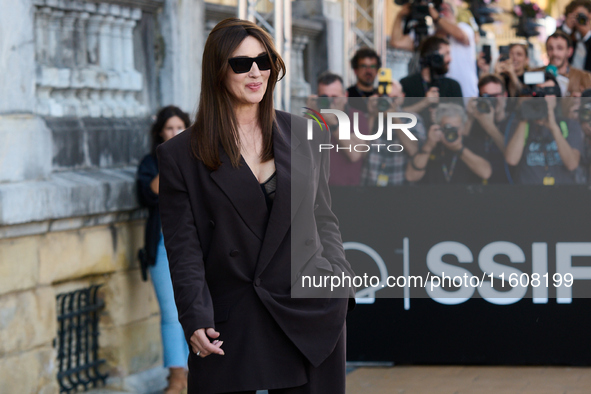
(495, 44, 529, 97)
(465, 74, 510, 183)
(432, 0, 478, 98)
(505, 74, 584, 184)
(560, 0, 591, 72)
(406, 103, 492, 183)
(400, 36, 463, 124)
(347, 48, 381, 112)
(307, 72, 370, 185)
(541, 31, 591, 96)
(361, 80, 426, 185)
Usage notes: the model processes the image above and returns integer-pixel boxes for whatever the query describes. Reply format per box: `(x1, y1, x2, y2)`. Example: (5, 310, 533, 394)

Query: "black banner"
(334, 186, 591, 364)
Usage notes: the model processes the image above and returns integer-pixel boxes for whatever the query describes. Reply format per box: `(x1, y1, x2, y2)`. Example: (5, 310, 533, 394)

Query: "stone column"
(86, 14, 102, 65)
(97, 3, 113, 71)
(48, 9, 64, 67)
(61, 12, 77, 68)
(291, 35, 311, 98)
(122, 19, 136, 71)
(109, 5, 124, 72)
(35, 7, 51, 65)
(74, 12, 89, 67)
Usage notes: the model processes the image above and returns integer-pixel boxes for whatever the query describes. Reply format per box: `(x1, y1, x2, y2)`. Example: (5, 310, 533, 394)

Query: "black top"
(260, 171, 277, 211)
(347, 85, 378, 112)
(400, 73, 464, 128)
(421, 136, 488, 184)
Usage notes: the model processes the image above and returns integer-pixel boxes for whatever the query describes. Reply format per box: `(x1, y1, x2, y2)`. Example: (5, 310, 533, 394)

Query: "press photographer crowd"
(306, 0, 591, 186)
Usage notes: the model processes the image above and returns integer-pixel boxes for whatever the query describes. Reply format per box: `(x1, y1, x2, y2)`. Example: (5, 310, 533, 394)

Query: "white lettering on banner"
(477, 241, 527, 305)
(556, 243, 591, 303)
(343, 239, 590, 308)
(425, 241, 475, 305)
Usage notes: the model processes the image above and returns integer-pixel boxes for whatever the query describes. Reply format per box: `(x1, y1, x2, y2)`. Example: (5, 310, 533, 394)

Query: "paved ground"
(345, 366, 591, 394)
(87, 365, 591, 393)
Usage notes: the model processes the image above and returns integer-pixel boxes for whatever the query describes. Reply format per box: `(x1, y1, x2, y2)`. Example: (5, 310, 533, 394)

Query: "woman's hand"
(190, 327, 225, 358)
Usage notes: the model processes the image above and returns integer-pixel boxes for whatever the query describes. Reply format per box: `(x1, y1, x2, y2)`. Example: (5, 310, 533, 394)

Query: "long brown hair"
(192, 18, 286, 170)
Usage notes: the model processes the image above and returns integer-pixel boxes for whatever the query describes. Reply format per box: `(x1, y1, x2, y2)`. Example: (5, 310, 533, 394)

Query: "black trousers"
(226, 325, 346, 394)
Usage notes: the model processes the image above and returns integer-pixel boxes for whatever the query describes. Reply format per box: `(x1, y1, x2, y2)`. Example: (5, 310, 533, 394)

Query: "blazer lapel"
(210, 147, 268, 241)
(255, 115, 311, 277)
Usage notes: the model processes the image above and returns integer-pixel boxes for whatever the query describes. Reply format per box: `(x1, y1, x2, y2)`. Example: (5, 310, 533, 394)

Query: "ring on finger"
(196, 350, 201, 357)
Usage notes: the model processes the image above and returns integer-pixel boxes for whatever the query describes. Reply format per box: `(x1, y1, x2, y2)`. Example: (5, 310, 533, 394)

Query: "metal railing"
(55, 285, 108, 393)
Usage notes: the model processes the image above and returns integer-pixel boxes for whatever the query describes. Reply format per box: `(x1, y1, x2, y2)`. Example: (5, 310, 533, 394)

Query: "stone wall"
(0, 0, 206, 391)
(0, 218, 161, 393)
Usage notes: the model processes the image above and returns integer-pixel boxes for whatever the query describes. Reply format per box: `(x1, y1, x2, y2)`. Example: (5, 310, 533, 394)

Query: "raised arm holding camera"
(406, 103, 492, 183)
(400, 36, 463, 126)
(494, 44, 529, 97)
(465, 74, 510, 183)
(505, 74, 584, 184)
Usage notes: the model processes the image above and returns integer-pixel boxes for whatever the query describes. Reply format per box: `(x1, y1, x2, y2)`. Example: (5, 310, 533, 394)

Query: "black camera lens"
(317, 96, 333, 108)
(475, 98, 492, 114)
(577, 12, 588, 25)
(442, 124, 459, 142)
(377, 97, 392, 112)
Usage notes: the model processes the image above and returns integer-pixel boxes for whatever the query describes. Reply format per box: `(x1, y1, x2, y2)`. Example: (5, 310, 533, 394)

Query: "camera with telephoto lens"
(396, 0, 443, 43)
(420, 53, 446, 75)
(316, 95, 333, 109)
(578, 12, 589, 26)
(579, 101, 591, 123)
(441, 123, 459, 142)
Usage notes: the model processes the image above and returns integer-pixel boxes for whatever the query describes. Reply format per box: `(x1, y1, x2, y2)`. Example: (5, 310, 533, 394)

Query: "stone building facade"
(0, 0, 341, 392)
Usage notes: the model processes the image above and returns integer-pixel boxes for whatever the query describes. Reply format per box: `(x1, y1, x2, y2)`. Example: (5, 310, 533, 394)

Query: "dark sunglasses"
(228, 54, 273, 74)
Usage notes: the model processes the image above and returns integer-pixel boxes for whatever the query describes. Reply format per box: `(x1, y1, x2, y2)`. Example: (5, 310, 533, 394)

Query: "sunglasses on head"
(228, 54, 273, 74)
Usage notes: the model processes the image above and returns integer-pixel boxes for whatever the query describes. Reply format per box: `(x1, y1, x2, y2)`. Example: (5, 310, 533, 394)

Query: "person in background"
(542, 31, 591, 96)
(362, 80, 426, 185)
(505, 74, 584, 184)
(136, 105, 191, 394)
(400, 36, 463, 126)
(495, 43, 529, 97)
(431, 0, 478, 98)
(307, 72, 370, 185)
(347, 47, 381, 112)
(560, 0, 591, 72)
(406, 103, 492, 184)
(465, 74, 510, 183)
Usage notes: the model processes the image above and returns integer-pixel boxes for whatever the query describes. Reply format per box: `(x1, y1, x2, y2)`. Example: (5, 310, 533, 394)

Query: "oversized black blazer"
(157, 110, 355, 390)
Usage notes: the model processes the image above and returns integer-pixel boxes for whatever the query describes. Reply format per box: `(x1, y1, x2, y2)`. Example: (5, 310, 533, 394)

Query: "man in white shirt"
(560, 0, 591, 72)
(429, 0, 478, 98)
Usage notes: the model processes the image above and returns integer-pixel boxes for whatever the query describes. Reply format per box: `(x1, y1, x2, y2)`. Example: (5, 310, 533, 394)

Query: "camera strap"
(441, 151, 459, 183)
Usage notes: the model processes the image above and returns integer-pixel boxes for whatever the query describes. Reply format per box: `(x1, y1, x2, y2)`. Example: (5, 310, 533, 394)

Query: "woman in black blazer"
(157, 18, 355, 394)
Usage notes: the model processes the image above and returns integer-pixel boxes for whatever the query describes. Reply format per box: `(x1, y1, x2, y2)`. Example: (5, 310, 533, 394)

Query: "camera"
(577, 12, 589, 26)
(475, 94, 495, 114)
(442, 123, 459, 142)
(316, 96, 333, 109)
(521, 99, 548, 121)
(396, 0, 443, 43)
(420, 52, 446, 76)
(377, 68, 393, 112)
(499, 45, 510, 62)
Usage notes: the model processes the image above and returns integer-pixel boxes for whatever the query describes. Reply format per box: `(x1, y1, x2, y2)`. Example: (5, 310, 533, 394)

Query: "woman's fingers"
(190, 328, 225, 357)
